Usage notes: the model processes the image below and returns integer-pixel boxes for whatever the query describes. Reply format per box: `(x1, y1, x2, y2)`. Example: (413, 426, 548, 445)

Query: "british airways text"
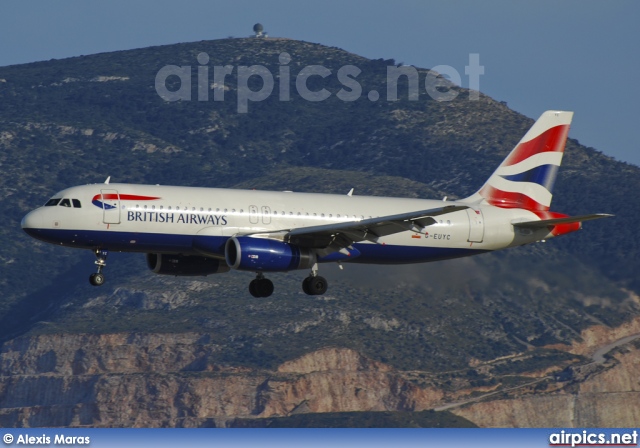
(127, 211, 228, 225)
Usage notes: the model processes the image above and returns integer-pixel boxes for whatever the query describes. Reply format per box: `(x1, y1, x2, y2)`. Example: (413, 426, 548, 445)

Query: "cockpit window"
(59, 199, 71, 207)
(72, 199, 81, 208)
(45, 198, 61, 207)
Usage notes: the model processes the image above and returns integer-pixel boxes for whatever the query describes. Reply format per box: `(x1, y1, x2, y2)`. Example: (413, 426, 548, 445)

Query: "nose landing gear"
(89, 249, 108, 286)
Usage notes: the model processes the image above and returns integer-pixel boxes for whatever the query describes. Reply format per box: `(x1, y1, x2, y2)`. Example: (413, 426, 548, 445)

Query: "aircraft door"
(249, 205, 259, 224)
(101, 189, 121, 224)
(466, 208, 484, 243)
(261, 206, 271, 225)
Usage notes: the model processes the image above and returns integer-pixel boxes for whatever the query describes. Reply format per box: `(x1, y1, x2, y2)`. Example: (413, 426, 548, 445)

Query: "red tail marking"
(503, 125, 570, 167)
(480, 185, 549, 211)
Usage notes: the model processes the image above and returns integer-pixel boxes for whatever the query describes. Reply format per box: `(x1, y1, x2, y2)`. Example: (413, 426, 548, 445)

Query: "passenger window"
(59, 199, 71, 207)
(45, 198, 61, 206)
(72, 199, 81, 208)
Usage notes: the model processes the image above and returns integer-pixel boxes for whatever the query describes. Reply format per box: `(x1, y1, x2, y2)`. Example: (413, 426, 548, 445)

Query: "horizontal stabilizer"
(512, 213, 613, 228)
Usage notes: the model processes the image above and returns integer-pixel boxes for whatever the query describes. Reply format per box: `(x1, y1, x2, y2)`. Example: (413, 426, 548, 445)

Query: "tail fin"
(462, 110, 573, 211)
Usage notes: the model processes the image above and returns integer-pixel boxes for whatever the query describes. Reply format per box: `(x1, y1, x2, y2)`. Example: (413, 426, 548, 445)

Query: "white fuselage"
(21, 183, 552, 265)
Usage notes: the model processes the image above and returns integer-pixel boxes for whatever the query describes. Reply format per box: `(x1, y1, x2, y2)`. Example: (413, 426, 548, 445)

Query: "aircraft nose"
(21, 209, 43, 234)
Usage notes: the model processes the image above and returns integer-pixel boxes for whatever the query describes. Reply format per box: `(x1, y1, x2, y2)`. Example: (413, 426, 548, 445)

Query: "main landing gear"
(302, 275, 328, 295)
(247, 265, 329, 298)
(249, 273, 274, 298)
(89, 249, 108, 286)
(302, 264, 328, 296)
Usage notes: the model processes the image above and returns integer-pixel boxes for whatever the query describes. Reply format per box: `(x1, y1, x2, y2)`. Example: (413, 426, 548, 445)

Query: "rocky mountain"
(0, 37, 639, 427)
(452, 317, 640, 427)
(0, 339, 448, 427)
(1, 320, 638, 427)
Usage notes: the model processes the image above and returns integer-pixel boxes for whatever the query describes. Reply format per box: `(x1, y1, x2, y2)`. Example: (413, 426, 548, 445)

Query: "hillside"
(0, 37, 639, 427)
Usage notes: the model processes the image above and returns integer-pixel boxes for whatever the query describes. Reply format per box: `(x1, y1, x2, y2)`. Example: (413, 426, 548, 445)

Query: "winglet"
(104, 176, 111, 185)
(347, 188, 354, 197)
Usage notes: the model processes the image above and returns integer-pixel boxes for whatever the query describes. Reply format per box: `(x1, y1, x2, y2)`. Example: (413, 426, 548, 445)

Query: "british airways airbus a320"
(21, 111, 611, 297)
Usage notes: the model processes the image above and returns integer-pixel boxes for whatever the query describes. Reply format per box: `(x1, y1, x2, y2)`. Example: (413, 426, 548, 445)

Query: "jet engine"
(225, 236, 316, 272)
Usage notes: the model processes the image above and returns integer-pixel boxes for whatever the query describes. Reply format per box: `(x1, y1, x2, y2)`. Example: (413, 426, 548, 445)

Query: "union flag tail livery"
(21, 110, 612, 297)
(463, 110, 572, 211)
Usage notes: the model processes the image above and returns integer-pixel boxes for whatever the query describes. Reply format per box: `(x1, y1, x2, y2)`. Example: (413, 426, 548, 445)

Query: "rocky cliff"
(2, 325, 639, 427)
(0, 336, 443, 427)
(451, 318, 640, 427)
(452, 345, 640, 427)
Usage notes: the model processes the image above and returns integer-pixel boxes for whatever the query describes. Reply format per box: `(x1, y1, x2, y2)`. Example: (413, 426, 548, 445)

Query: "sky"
(1, 0, 639, 166)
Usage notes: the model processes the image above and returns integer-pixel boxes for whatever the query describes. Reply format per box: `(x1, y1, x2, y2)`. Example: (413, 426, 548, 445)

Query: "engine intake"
(225, 236, 316, 272)
(146, 253, 230, 276)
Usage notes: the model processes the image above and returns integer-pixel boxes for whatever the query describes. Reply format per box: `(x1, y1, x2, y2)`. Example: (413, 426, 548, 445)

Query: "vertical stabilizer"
(462, 110, 573, 211)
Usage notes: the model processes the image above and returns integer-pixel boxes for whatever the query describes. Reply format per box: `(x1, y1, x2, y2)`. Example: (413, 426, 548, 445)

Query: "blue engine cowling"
(146, 253, 230, 276)
(225, 236, 316, 272)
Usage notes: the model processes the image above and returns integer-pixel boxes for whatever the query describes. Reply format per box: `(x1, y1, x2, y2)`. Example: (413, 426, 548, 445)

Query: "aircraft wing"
(512, 213, 613, 228)
(244, 205, 469, 256)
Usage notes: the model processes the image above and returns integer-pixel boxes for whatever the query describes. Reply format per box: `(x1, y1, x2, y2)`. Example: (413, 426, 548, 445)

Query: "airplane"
(21, 111, 611, 297)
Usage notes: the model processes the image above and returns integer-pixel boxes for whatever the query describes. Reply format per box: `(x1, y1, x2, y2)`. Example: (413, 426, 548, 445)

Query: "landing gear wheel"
(89, 248, 109, 286)
(249, 277, 274, 298)
(249, 280, 259, 298)
(257, 278, 274, 297)
(302, 277, 312, 295)
(303, 276, 328, 296)
(89, 272, 105, 287)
